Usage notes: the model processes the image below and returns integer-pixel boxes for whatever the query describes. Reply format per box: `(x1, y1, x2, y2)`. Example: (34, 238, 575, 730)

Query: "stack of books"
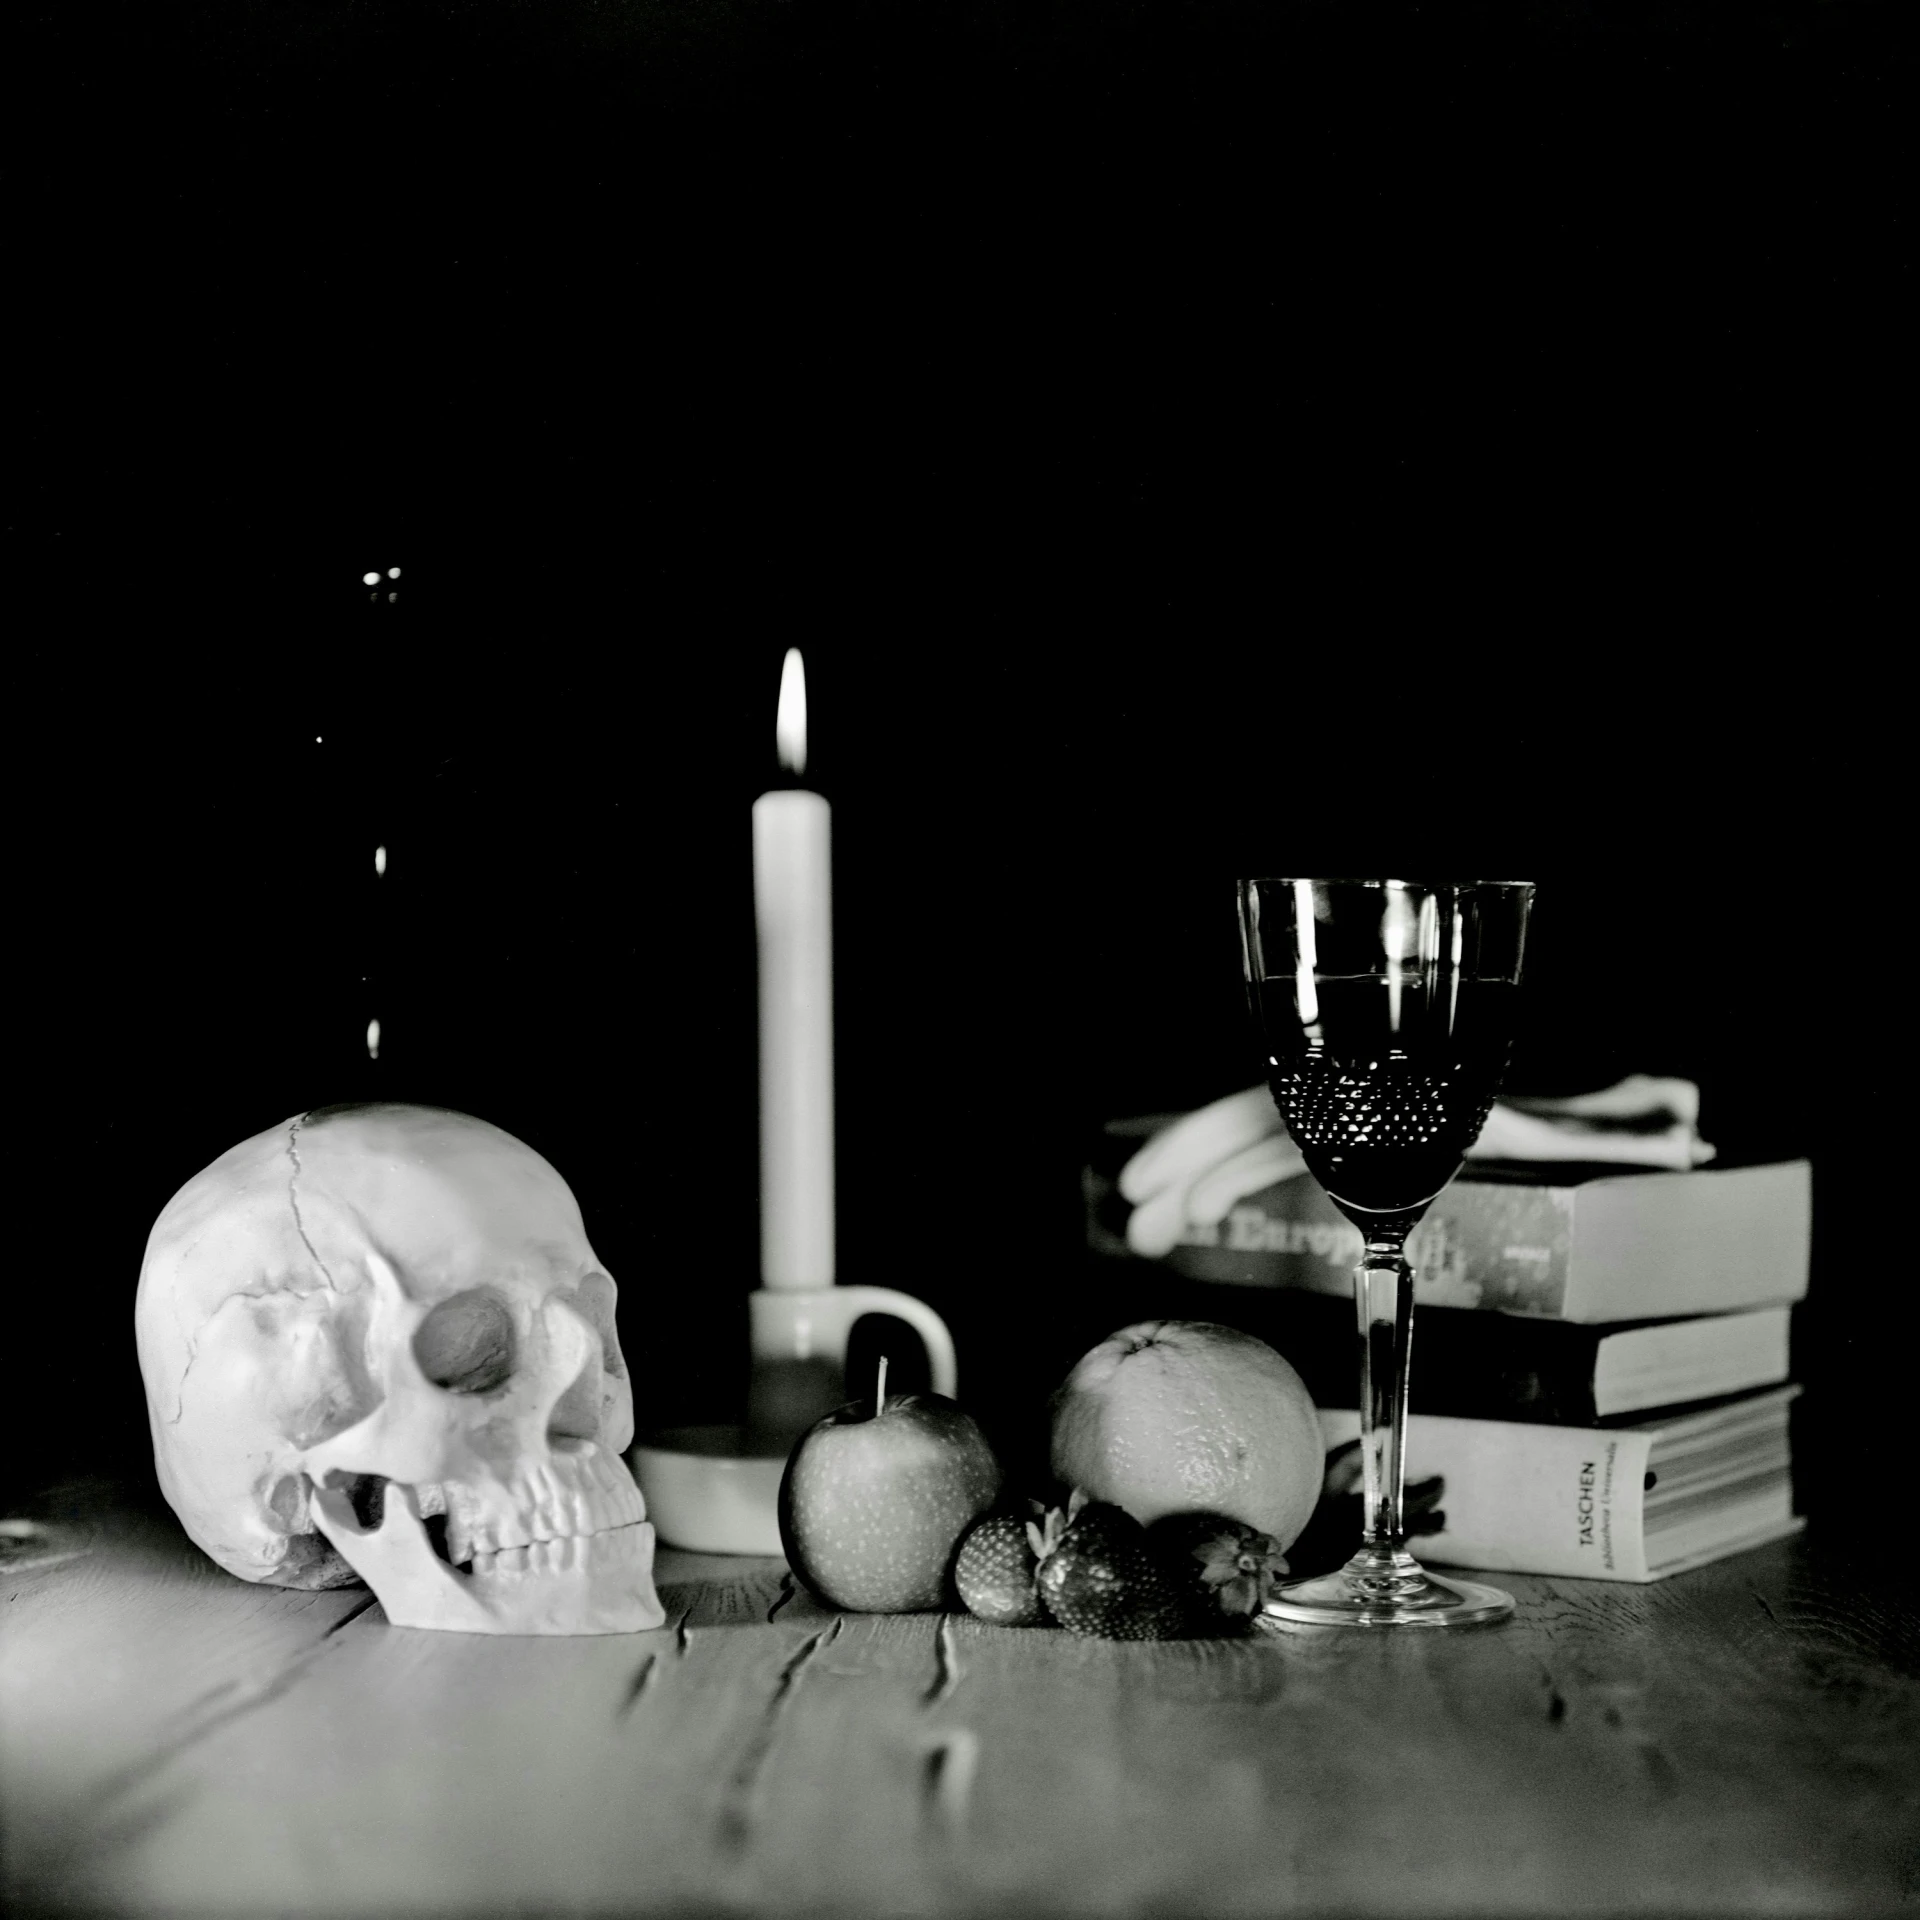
(1085, 1152, 1812, 1583)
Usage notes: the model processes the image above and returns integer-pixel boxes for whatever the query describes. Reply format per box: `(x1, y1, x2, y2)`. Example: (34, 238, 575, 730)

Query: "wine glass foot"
(1258, 1547, 1514, 1629)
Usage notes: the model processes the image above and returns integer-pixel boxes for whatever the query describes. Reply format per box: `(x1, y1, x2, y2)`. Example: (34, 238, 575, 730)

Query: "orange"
(1049, 1320, 1323, 1550)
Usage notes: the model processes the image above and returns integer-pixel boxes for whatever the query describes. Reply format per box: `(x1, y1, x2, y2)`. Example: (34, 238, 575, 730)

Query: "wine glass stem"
(1355, 1235, 1415, 1555)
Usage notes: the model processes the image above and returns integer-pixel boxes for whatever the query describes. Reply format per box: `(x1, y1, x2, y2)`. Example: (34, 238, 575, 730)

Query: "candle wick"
(875, 1353, 889, 1418)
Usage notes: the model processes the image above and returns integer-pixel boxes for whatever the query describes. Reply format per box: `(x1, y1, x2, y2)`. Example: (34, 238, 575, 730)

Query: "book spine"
(1319, 1409, 1655, 1580)
(1152, 1289, 1616, 1425)
(1163, 1177, 1578, 1316)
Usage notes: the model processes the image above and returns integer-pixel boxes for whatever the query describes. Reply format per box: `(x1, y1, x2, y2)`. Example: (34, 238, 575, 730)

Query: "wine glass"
(1237, 877, 1534, 1628)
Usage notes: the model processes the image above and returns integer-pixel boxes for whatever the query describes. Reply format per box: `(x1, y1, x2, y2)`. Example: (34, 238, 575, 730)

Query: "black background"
(8, 0, 1906, 1525)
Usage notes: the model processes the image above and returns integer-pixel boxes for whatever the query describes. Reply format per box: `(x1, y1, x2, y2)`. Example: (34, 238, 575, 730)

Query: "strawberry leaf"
(1029, 1506, 1070, 1561)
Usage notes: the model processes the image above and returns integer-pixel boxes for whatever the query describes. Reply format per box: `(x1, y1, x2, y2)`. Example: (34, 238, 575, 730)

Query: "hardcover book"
(1225, 1289, 1794, 1425)
(1316, 1385, 1802, 1583)
(1088, 1157, 1812, 1323)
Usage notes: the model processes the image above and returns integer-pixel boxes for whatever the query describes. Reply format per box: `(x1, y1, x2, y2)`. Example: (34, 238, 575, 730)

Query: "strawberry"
(1033, 1490, 1186, 1641)
(954, 1510, 1047, 1626)
(1145, 1511, 1288, 1631)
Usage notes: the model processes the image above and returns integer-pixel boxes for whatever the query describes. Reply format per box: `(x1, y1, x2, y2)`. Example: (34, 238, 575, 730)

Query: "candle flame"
(776, 648, 808, 778)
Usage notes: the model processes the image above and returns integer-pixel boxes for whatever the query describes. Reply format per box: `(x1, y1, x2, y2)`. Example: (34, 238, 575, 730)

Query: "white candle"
(753, 649, 835, 1291)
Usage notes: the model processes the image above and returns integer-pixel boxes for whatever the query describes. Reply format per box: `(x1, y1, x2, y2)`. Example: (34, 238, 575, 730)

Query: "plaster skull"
(135, 1104, 665, 1635)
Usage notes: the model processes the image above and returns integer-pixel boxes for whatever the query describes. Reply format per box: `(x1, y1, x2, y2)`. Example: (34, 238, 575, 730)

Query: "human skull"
(135, 1104, 665, 1635)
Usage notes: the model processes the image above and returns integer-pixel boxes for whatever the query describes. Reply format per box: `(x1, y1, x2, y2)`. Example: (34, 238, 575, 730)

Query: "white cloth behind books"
(1117, 1076, 1716, 1260)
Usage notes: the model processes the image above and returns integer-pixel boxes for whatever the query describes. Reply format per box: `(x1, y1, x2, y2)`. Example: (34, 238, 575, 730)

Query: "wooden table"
(5, 1481, 1916, 1918)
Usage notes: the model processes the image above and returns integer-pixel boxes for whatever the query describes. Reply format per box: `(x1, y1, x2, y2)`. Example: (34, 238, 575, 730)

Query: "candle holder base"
(628, 1426, 788, 1556)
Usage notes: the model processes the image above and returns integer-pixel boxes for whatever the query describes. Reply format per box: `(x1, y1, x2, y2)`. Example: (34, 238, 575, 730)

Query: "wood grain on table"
(4, 1484, 1916, 1918)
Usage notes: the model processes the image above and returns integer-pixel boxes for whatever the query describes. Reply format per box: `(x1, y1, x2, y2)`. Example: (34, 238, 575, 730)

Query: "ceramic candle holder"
(629, 1284, 958, 1555)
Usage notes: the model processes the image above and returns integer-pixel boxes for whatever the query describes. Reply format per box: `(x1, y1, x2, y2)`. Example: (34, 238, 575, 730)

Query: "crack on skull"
(165, 1329, 200, 1424)
(284, 1117, 342, 1293)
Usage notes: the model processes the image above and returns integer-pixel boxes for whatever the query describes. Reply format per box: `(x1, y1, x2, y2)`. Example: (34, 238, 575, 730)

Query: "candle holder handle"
(749, 1286, 958, 1398)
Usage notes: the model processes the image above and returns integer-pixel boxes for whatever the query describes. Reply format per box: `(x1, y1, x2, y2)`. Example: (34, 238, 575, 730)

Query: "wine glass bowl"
(1238, 878, 1534, 1627)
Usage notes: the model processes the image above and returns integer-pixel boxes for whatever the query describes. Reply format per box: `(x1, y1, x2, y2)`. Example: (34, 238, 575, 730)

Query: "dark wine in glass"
(1254, 974, 1521, 1230)
(1239, 878, 1533, 1628)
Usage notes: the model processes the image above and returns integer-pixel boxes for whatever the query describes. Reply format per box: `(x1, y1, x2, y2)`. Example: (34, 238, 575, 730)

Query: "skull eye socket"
(411, 1290, 516, 1394)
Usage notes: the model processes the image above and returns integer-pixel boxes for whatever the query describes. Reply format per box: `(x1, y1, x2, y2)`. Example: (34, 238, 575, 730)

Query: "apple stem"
(875, 1352, 889, 1417)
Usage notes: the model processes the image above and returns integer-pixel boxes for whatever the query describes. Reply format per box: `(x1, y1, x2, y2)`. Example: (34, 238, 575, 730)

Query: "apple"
(778, 1390, 1002, 1611)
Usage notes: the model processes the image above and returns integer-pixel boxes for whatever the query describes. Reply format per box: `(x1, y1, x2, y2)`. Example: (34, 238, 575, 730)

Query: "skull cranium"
(135, 1103, 664, 1634)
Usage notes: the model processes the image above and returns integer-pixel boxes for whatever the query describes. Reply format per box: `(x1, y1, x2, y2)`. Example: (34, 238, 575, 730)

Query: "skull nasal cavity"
(412, 1291, 516, 1394)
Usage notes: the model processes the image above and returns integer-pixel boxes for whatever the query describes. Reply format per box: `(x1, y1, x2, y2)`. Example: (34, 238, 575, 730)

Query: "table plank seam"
(83, 1610, 369, 1816)
(925, 1614, 962, 1707)
(716, 1615, 843, 1858)
(14, 1592, 381, 1901)
(322, 1593, 380, 1638)
(920, 1726, 980, 1835)
(618, 1652, 660, 1719)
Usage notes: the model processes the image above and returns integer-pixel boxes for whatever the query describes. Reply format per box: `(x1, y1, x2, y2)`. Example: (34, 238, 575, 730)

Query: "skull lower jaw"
(311, 1477, 666, 1636)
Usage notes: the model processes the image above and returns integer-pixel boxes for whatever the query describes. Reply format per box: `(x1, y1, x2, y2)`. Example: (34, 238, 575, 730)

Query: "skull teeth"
(467, 1521, 650, 1581)
(438, 1442, 648, 1565)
